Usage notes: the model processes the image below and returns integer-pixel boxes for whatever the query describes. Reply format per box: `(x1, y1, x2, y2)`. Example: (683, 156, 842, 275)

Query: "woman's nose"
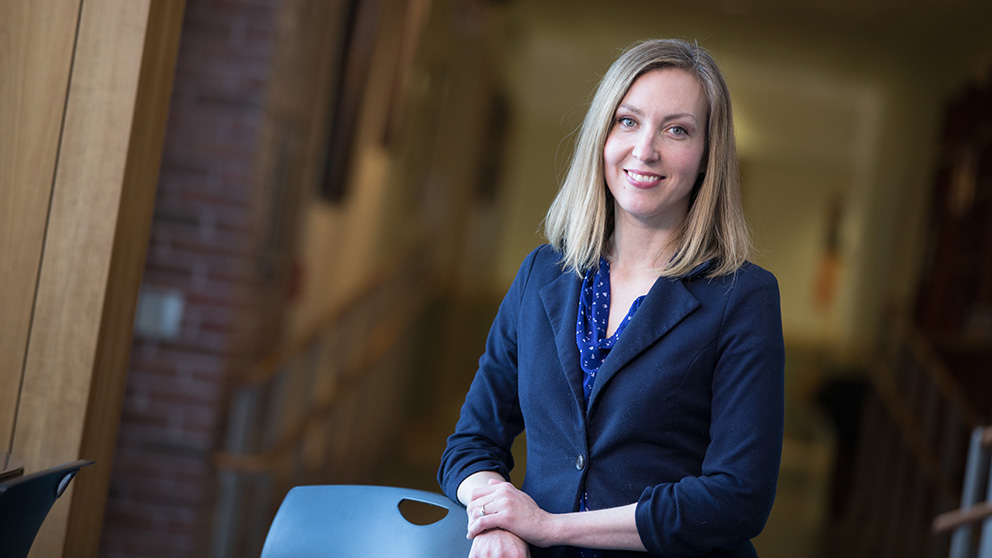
(631, 132, 660, 162)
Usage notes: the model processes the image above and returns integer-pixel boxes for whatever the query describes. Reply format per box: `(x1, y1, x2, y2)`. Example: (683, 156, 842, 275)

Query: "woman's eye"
(617, 116, 636, 128)
(669, 126, 688, 136)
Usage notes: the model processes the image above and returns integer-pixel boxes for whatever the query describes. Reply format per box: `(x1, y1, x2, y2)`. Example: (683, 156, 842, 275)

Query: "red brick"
(102, 0, 286, 555)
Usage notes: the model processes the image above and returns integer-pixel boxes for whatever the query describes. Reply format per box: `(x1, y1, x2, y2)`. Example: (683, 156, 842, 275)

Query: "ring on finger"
(478, 504, 486, 517)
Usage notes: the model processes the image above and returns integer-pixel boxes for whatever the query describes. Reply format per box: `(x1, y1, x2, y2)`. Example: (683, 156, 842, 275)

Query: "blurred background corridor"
(2, 0, 992, 556)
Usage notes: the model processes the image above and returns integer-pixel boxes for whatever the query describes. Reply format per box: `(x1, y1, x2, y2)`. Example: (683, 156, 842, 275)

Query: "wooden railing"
(207, 244, 443, 557)
(846, 320, 983, 558)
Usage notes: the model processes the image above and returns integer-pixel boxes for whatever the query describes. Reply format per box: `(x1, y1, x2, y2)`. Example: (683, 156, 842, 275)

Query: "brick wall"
(96, 0, 514, 554)
(98, 0, 285, 556)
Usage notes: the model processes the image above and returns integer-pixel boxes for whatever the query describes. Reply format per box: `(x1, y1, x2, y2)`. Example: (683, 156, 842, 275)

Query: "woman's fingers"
(466, 496, 494, 524)
(468, 478, 510, 503)
(466, 484, 542, 540)
(467, 500, 499, 538)
(467, 483, 556, 547)
(466, 479, 516, 524)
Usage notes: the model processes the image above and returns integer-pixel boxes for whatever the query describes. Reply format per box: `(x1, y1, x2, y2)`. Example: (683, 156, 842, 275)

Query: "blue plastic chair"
(260, 485, 472, 558)
(0, 459, 93, 558)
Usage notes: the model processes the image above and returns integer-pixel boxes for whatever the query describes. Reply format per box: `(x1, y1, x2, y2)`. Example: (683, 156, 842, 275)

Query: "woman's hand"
(468, 529, 530, 558)
(465, 479, 645, 552)
(467, 479, 557, 547)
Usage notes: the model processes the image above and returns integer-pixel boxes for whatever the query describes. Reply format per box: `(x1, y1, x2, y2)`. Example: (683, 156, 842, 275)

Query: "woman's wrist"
(533, 510, 565, 548)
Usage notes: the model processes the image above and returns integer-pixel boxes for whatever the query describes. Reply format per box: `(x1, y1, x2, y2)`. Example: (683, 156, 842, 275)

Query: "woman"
(438, 38, 784, 557)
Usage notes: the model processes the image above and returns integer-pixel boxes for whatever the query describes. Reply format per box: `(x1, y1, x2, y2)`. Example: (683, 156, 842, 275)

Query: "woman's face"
(603, 68, 708, 233)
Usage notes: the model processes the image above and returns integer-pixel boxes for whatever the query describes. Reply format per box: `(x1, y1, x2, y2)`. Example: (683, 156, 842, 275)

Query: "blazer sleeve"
(437, 247, 543, 502)
(635, 266, 785, 556)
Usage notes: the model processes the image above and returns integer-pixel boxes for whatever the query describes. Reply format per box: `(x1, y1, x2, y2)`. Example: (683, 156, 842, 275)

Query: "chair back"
(260, 485, 472, 558)
(0, 459, 93, 558)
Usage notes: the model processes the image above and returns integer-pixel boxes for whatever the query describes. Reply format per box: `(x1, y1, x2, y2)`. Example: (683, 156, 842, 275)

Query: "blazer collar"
(588, 276, 699, 414)
(539, 269, 586, 413)
(539, 264, 702, 418)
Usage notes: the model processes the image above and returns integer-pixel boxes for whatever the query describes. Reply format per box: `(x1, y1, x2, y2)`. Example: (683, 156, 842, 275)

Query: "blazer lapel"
(539, 271, 586, 413)
(587, 276, 700, 415)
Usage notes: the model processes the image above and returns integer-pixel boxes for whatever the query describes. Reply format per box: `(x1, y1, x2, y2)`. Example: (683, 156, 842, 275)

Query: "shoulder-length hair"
(544, 38, 750, 278)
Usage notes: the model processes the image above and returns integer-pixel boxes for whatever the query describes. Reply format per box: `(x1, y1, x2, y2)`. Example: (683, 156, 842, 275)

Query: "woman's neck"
(604, 226, 670, 337)
(608, 220, 676, 279)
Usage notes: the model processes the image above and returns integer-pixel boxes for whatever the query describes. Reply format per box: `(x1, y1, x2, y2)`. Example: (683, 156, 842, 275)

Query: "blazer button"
(575, 455, 585, 471)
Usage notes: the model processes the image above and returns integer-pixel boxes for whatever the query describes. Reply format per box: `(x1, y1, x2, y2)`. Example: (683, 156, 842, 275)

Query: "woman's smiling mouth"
(625, 169, 665, 188)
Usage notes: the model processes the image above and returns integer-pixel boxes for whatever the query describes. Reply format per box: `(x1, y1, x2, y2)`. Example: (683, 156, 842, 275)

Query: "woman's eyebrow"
(616, 103, 643, 116)
(617, 104, 698, 123)
(663, 113, 699, 124)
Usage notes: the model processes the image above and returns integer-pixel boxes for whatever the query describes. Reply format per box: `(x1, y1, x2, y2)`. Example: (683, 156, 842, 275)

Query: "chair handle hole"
(398, 498, 449, 525)
(56, 471, 78, 498)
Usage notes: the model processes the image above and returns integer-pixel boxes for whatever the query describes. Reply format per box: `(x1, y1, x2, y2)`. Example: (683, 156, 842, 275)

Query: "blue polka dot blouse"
(576, 257, 646, 405)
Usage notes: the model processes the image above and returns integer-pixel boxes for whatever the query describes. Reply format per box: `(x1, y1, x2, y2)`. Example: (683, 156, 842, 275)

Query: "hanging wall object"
(320, 0, 384, 203)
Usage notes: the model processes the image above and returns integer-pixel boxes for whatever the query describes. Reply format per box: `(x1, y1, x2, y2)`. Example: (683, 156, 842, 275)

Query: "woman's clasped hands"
(465, 478, 557, 557)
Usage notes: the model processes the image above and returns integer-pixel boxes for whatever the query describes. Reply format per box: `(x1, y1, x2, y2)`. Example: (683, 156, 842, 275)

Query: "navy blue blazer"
(439, 245, 784, 557)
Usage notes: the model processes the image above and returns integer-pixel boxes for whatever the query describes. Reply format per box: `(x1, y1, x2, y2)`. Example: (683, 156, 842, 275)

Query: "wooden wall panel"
(67, 1, 187, 555)
(13, 0, 150, 465)
(0, 0, 185, 556)
(0, 0, 81, 451)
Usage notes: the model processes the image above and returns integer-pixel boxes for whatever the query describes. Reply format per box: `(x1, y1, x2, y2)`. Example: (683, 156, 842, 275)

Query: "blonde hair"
(544, 38, 750, 277)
